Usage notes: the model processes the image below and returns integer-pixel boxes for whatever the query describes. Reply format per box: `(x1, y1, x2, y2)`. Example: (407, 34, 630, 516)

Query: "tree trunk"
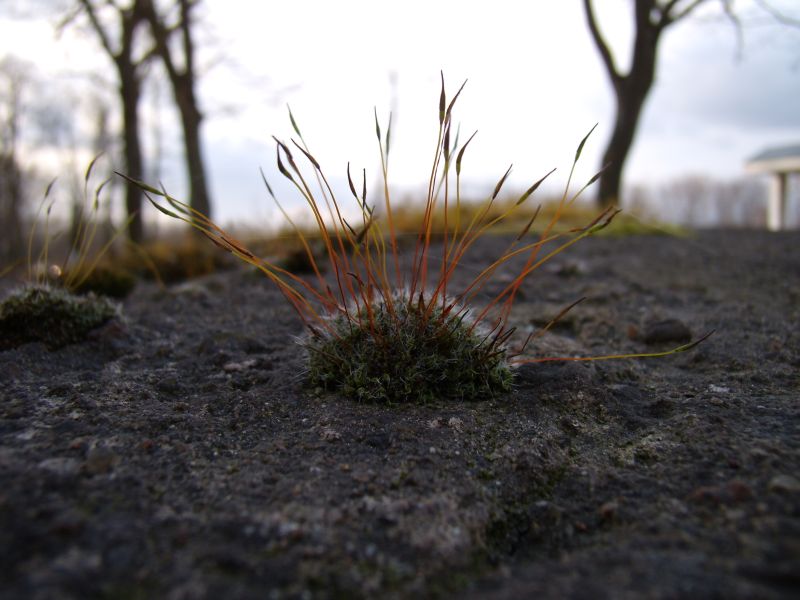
(174, 75, 211, 218)
(583, 0, 672, 209)
(0, 151, 23, 262)
(596, 3, 660, 208)
(0, 62, 23, 262)
(119, 65, 144, 242)
(143, 0, 213, 219)
(597, 75, 653, 208)
(77, 0, 149, 242)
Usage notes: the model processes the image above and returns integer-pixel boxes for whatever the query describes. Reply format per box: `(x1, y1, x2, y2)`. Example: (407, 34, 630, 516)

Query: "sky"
(1, 0, 799, 227)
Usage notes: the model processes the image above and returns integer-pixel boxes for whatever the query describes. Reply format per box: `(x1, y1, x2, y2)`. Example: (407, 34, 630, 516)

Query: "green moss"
(304, 293, 513, 403)
(71, 265, 137, 299)
(0, 285, 119, 350)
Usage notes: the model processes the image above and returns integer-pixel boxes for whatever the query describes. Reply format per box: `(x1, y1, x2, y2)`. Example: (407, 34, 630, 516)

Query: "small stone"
(38, 457, 81, 477)
(725, 508, 746, 521)
(551, 259, 588, 277)
(84, 446, 118, 475)
(725, 480, 753, 502)
(447, 417, 464, 432)
(768, 474, 800, 494)
(749, 447, 771, 460)
(709, 384, 730, 394)
(223, 359, 258, 372)
(598, 499, 619, 522)
(351, 469, 374, 483)
(156, 377, 180, 394)
(154, 505, 177, 521)
(50, 509, 86, 536)
(642, 319, 692, 345)
(320, 427, 341, 442)
(688, 485, 723, 504)
(688, 480, 752, 505)
(364, 432, 391, 450)
(15, 429, 36, 441)
(51, 547, 102, 574)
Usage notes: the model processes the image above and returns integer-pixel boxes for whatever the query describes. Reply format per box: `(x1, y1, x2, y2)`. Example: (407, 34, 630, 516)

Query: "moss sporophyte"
(123, 74, 710, 403)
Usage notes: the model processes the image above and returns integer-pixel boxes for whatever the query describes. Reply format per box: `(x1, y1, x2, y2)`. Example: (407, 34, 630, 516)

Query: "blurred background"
(1, 0, 799, 267)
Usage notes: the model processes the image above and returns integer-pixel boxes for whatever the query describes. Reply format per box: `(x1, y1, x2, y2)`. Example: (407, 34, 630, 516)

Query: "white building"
(746, 145, 800, 231)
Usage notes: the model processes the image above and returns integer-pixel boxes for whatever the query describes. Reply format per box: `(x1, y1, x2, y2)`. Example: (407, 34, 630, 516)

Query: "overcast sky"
(1, 0, 799, 225)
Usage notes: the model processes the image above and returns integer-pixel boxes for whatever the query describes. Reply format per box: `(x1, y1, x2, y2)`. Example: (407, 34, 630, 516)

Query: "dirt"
(1, 229, 798, 599)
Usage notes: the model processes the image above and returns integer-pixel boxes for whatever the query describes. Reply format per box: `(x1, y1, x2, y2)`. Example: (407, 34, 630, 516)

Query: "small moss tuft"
(304, 293, 513, 403)
(0, 286, 119, 350)
(70, 265, 137, 299)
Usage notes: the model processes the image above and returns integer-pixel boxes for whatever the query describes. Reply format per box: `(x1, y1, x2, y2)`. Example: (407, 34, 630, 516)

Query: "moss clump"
(71, 266, 137, 299)
(0, 286, 119, 351)
(304, 294, 513, 403)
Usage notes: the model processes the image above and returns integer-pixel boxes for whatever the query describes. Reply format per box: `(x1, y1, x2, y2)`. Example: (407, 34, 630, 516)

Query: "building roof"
(746, 144, 800, 174)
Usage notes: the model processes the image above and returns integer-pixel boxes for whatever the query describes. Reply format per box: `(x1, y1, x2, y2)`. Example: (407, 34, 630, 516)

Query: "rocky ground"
(1, 229, 798, 599)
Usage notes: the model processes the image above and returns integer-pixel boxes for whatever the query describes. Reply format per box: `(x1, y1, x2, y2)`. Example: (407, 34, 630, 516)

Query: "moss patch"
(304, 293, 513, 403)
(0, 286, 119, 350)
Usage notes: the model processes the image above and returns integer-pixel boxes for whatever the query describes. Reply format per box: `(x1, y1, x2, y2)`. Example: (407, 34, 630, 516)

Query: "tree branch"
(77, 0, 116, 57)
(661, 0, 708, 28)
(141, 0, 180, 84)
(754, 0, 800, 28)
(582, 0, 621, 84)
(719, 0, 744, 59)
(179, 0, 195, 78)
(55, 5, 83, 37)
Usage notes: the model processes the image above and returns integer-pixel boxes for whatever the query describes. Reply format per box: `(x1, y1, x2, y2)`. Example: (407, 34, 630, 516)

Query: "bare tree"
(69, 0, 152, 242)
(583, 0, 799, 209)
(142, 0, 212, 219)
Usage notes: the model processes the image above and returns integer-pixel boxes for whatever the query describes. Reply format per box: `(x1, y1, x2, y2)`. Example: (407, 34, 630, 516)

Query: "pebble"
(38, 457, 81, 477)
(688, 480, 752, 505)
(447, 417, 464, 432)
(552, 260, 588, 277)
(598, 499, 619, 522)
(51, 547, 102, 574)
(319, 427, 341, 442)
(768, 474, 800, 494)
(642, 319, 692, 344)
(84, 446, 118, 475)
(15, 429, 36, 441)
(50, 509, 86, 536)
(223, 359, 258, 372)
(726, 480, 753, 502)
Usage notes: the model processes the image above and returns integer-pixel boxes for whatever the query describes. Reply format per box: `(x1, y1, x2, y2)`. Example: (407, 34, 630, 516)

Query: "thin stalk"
(514, 331, 715, 364)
